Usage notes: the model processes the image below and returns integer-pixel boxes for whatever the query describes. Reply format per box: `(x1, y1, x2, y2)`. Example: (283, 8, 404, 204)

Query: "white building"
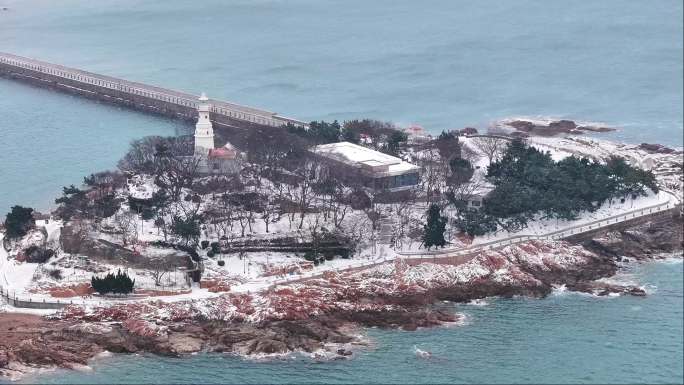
(194, 92, 215, 155)
(310, 141, 420, 191)
(193, 93, 240, 174)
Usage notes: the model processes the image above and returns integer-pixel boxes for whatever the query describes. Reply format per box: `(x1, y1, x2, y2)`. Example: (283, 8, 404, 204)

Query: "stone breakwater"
(1, 214, 682, 379)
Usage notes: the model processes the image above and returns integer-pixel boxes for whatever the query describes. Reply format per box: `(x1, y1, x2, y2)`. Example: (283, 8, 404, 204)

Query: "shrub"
(217, 260, 225, 267)
(207, 250, 215, 258)
(91, 269, 135, 295)
(4, 206, 35, 239)
(200, 240, 210, 249)
(23, 246, 55, 264)
(210, 242, 220, 253)
(48, 269, 63, 280)
(303, 250, 317, 262)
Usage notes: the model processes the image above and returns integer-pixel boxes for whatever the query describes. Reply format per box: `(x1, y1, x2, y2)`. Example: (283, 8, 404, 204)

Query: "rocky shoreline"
(1, 212, 681, 379)
(500, 119, 616, 136)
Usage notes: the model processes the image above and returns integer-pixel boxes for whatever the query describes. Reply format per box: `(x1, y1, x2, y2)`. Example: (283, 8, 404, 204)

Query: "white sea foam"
(551, 284, 568, 296)
(466, 298, 489, 306)
(413, 345, 432, 359)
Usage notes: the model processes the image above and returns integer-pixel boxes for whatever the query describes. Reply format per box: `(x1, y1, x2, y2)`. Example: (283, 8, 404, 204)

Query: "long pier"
(0, 52, 307, 130)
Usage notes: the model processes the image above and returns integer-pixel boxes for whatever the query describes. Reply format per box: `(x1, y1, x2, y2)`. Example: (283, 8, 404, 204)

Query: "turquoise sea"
(17, 260, 684, 384)
(0, 0, 682, 383)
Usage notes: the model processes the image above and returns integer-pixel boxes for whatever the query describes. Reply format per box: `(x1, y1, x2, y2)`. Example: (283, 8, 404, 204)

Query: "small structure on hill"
(403, 125, 432, 144)
(310, 141, 420, 192)
(193, 92, 241, 174)
(465, 183, 495, 209)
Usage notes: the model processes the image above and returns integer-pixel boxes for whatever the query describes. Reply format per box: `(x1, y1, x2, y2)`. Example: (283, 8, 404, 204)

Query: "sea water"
(1, 0, 682, 214)
(0, 0, 682, 383)
(15, 260, 683, 384)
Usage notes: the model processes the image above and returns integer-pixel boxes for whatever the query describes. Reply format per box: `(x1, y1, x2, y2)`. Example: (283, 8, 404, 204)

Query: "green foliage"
(435, 130, 461, 160)
(54, 185, 88, 221)
(340, 119, 401, 147)
(93, 194, 121, 218)
(3, 205, 34, 239)
(478, 140, 660, 233)
(448, 158, 474, 184)
(23, 245, 55, 263)
(287, 120, 341, 144)
(382, 131, 408, 156)
(91, 269, 135, 295)
(453, 208, 498, 237)
(423, 204, 447, 248)
(438, 130, 456, 140)
(171, 215, 201, 246)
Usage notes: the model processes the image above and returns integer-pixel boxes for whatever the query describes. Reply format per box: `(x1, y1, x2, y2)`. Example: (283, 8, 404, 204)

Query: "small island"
(1, 100, 682, 379)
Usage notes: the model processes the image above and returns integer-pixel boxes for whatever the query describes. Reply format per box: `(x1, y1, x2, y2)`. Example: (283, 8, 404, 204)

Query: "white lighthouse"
(194, 92, 215, 154)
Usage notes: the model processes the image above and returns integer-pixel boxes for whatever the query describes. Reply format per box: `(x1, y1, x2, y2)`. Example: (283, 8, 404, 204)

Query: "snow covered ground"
(1, 135, 681, 311)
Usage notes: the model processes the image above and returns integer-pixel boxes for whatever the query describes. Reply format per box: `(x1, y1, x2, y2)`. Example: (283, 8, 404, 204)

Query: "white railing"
(266, 194, 678, 288)
(0, 283, 83, 308)
(398, 194, 677, 258)
(0, 52, 308, 128)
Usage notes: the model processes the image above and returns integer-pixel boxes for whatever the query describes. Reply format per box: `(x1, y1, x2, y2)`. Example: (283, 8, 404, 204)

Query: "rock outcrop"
(2, 215, 682, 378)
(504, 119, 615, 136)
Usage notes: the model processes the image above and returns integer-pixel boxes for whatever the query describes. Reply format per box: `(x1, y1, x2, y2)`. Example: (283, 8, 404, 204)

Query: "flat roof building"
(310, 141, 420, 191)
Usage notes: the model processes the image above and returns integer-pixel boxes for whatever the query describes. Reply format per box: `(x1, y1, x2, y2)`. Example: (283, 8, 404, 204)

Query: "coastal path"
(265, 191, 680, 289)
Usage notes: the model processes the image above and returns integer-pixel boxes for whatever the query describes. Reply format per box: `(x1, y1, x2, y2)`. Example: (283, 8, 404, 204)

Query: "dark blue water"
(1, 1, 682, 383)
(15, 260, 682, 384)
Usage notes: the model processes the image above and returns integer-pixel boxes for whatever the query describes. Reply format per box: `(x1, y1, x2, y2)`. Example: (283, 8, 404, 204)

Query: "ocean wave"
(551, 284, 568, 296)
(654, 253, 683, 264)
(466, 298, 489, 306)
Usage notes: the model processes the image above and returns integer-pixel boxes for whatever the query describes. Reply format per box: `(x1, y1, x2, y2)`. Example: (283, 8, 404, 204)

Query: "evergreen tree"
(172, 215, 201, 246)
(54, 185, 88, 220)
(3, 206, 35, 239)
(480, 141, 659, 231)
(423, 204, 447, 249)
(448, 158, 474, 185)
(91, 269, 135, 295)
(454, 208, 498, 237)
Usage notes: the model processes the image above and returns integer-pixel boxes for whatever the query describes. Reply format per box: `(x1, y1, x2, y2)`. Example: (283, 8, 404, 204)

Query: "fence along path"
(1, 194, 678, 307)
(266, 193, 679, 288)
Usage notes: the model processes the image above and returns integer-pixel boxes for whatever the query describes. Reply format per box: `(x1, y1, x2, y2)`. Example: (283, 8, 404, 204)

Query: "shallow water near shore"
(15, 260, 682, 384)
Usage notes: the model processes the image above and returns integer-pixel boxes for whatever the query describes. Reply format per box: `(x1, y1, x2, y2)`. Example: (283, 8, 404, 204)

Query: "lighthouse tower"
(194, 92, 215, 155)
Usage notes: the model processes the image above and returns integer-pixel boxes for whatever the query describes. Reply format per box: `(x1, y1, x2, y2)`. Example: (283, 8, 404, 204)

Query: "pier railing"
(0, 52, 307, 128)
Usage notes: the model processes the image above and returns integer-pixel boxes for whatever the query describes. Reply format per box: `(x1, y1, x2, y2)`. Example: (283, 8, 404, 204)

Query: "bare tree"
(155, 155, 202, 202)
(388, 192, 417, 250)
(149, 257, 172, 287)
(460, 144, 481, 165)
(417, 149, 448, 204)
(303, 213, 325, 258)
(113, 210, 138, 247)
(260, 196, 281, 233)
(446, 176, 488, 208)
(472, 136, 508, 165)
(208, 194, 234, 239)
(289, 159, 321, 229)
